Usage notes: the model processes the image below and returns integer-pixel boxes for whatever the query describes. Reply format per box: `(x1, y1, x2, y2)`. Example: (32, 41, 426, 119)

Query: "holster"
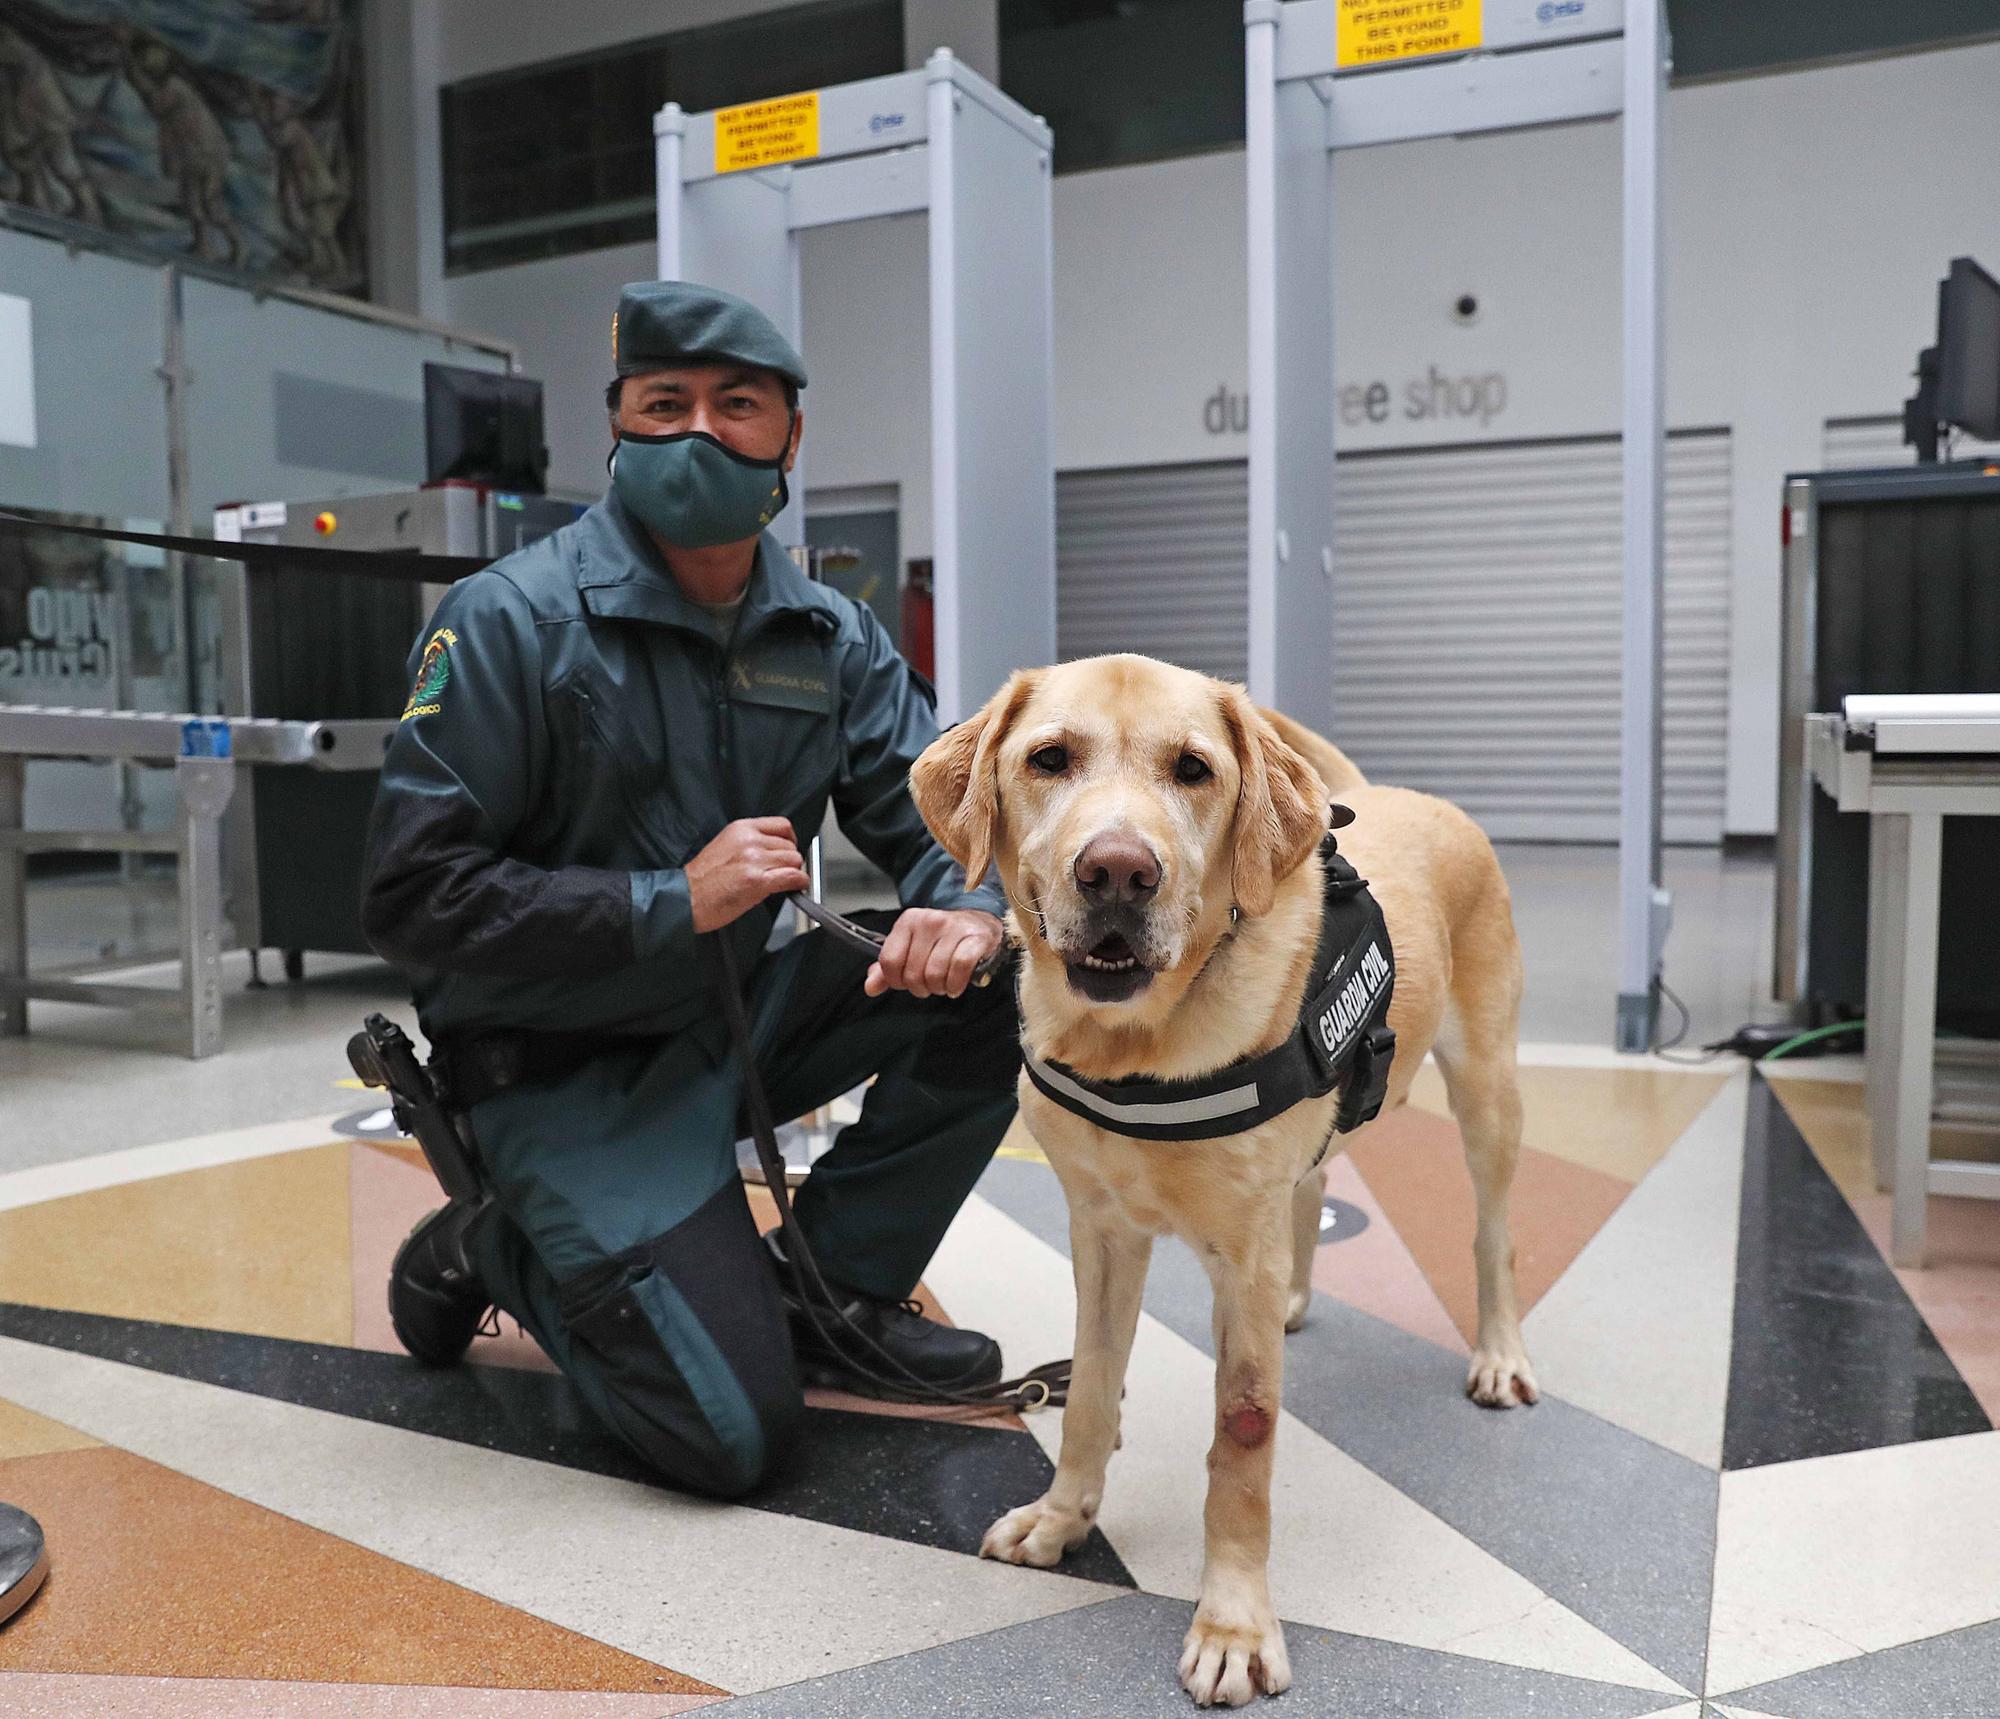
(346, 1013, 486, 1204)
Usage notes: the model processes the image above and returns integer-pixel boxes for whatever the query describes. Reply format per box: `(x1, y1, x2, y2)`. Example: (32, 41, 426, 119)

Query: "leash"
(786, 892, 1009, 989)
(713, 926, 1069, 1415)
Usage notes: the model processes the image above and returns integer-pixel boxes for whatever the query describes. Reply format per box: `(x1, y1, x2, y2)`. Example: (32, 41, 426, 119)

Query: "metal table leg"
(0, 756, 23, 1038)
(1870, 810, 1944, 1268)
(1864, 810, 1897, 1192)
(175, 756, 237, 1060)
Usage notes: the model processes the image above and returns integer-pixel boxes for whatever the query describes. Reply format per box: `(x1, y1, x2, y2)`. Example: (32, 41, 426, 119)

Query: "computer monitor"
(423, 362, 548, 493)
(1936, 257, 2000, 443)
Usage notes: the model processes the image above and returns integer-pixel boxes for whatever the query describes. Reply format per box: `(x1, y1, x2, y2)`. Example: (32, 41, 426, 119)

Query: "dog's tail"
(1261, 707, 1368, 797)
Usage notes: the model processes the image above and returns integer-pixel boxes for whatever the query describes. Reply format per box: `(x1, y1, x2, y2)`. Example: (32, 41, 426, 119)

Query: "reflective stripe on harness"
(1021, 826, 1397, 1144)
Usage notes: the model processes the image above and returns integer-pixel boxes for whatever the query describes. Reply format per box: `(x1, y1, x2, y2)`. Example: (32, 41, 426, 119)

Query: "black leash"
(786, 891, 1010, 989)
(713, 926, 1069, 1415)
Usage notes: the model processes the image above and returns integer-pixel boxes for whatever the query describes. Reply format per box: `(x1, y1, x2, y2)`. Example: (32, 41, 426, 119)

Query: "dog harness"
(1022, 826, 1397, 1146)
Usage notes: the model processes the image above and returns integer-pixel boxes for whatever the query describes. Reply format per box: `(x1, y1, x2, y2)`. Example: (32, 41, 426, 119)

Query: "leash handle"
(714, 930, 1066, 1415)
(786, 893, 1008, 988)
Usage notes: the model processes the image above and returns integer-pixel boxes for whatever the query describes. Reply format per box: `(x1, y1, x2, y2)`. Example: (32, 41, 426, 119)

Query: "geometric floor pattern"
(2, 1054, 1998, 1712)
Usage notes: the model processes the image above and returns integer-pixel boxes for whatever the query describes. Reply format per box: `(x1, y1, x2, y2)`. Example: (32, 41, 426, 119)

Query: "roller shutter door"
(1056, 461, 1249, 682)
(1329, 431, 1732, 843)
(1055, 432, 1731, 843)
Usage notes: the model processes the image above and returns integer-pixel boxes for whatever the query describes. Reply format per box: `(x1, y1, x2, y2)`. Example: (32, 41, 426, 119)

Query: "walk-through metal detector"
(1245, 0, 1670, 1050)
(654, 51, 1056, 723)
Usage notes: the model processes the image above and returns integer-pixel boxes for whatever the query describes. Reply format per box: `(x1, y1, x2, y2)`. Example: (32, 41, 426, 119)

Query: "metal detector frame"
(654, 50, 1057, 723)
(1244, 0, 1671, 1049)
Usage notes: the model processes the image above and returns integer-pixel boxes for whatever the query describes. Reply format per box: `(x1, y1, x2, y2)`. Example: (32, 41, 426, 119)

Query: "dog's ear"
(1222, 687, 1329, 918)
(910, 670, 1042, 888)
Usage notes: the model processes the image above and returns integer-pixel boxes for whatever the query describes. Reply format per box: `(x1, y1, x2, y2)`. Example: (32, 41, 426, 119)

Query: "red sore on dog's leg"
(1222, 1403, 1273, 1449)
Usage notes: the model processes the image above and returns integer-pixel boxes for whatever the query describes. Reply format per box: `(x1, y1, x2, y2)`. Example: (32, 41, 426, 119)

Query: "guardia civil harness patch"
(401, 627, 457, 720)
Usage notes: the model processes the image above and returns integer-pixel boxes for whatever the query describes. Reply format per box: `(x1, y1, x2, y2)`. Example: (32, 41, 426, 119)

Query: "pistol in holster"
(346, 1013, 485, 1204)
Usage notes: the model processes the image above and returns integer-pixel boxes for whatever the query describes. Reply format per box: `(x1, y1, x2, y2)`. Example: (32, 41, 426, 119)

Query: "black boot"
(765, 1230, 1002, 1397)
(389, 1202, 492, 1367)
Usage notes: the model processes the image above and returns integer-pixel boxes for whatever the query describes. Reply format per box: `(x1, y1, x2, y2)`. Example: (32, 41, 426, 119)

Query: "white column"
(1243, 1, 1280, 707)
(654, 106, 685, 281)
(926, 52, 963, 720)
(1616, 0, 1668, 1051)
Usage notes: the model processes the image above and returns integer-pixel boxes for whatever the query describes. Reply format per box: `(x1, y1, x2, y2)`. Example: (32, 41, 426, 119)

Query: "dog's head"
(911, 655, 1327, 1014)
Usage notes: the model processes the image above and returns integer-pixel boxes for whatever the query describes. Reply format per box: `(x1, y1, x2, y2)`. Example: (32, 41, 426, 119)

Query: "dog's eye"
(1029, 744, 1069, 775)
(1174, 753, 1213, 786)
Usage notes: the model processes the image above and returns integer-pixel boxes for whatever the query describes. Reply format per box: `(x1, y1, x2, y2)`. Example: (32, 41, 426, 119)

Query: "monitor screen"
(1936, 257, 2000, 443)
(423, 363, 548, 493)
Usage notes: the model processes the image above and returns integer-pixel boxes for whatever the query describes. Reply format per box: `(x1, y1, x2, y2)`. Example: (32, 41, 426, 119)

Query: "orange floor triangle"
(0, 1147, 353, 1346)
(1311, 1153, 1468, 1354)
(0, 1446, 719, 1695)
(1345, 1104, 1633, 1346)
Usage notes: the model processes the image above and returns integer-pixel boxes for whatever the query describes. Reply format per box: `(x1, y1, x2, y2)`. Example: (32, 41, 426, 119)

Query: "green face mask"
(610, 425, 791, 548)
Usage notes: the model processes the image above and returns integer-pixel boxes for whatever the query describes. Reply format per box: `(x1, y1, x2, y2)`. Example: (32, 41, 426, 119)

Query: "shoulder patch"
(401, 627, 457, 720)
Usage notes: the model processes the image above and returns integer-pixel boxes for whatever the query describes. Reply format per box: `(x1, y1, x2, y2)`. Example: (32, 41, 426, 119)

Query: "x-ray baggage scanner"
(654, 52, 1056, 723)
(1245, 0, 1671, 1049)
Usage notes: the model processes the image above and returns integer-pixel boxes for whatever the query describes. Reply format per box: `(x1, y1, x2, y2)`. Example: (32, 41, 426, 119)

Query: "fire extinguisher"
(901, 558, 934, 682)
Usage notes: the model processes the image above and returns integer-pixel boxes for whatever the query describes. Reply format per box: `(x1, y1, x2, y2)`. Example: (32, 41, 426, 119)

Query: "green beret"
(611, 280, 808, 388)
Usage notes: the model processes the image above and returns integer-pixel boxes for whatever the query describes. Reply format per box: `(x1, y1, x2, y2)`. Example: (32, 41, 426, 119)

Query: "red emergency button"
(314, 510, 338, 535)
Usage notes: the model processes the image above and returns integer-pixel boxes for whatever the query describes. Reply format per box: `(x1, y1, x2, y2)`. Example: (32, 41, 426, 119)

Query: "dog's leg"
(1284, 1164, 1325, 1332)
(981, 1205, 1151, 1569)
(1435, 1008, 1539, 1408)
(1181, 1207, 1293, 1707)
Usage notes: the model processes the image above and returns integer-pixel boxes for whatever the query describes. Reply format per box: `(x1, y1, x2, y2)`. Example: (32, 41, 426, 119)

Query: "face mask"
(610, 424, 792, 548)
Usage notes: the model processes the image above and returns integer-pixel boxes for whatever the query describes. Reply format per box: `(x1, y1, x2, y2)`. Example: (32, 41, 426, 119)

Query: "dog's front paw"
(1466, 1343, 1540, 1408)
(979, 1494, 1091, 1568)
(1179, 1585, 1291, 1707)
(1284, 1287, 1311, 1332)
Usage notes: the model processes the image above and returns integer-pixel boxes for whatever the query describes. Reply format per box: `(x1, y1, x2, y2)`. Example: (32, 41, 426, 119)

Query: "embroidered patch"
(401, 626, 457, 720)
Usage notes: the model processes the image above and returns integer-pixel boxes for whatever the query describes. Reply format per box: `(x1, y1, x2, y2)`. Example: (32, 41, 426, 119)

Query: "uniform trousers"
(462, 914, 1020, 1498)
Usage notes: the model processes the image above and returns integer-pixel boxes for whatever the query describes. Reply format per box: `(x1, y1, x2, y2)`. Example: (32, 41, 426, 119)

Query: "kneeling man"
(360, 280, 1015, 1498)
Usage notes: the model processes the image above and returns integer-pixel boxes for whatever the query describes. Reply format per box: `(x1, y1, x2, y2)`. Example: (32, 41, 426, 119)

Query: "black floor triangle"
(1723, 1075, 1990, 1470)
(1722, 1612, 2000, 1716)
(0, 1300, 1131, 1587)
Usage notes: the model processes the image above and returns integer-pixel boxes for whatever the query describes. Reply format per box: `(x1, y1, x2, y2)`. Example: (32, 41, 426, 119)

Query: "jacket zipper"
(572, 685, 689, 868)
(712, 644, 736, 820)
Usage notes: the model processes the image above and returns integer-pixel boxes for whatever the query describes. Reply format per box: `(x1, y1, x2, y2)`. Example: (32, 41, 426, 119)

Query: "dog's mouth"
(1063, 931, 1155, 1003)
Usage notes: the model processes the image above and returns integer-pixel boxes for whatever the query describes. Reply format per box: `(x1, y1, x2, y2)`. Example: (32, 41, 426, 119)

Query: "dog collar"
(1022, 827, 1397, 1145)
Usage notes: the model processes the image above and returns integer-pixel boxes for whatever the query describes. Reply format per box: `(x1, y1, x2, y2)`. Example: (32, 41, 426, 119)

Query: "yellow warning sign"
(1336, 0, 1483, 68)
(714, 90, 821, 173)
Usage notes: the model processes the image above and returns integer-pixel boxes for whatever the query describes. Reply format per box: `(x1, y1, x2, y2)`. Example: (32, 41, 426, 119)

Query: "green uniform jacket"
(359, 489, 1003, 1044)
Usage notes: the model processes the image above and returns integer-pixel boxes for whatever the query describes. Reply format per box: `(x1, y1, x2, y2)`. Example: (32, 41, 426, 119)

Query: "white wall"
(1050, 44, 2000, 835)
(416, 5, 2000, 836)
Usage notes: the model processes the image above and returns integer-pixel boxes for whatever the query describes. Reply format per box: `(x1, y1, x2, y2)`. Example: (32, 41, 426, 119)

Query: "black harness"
(1022, 829, 1397, 1150)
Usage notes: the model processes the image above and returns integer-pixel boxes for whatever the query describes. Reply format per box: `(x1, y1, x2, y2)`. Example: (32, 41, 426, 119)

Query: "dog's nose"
(1073, 834, 1161, 905)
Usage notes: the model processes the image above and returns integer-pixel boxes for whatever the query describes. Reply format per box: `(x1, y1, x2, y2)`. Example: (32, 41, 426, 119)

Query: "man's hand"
(867, 908, 1006, 1000)
(688, 817, 812, 933)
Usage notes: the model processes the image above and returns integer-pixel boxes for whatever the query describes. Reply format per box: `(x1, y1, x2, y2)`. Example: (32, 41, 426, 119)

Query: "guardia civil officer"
(360, 280, 1018, 1499)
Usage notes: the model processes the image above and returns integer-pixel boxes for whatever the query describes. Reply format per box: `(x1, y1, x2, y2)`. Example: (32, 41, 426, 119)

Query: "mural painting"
(0, 0, 364, 295)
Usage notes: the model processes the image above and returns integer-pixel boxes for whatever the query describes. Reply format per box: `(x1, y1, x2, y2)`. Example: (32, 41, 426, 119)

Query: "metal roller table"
(0, 706, 393, 1059)
(1807, 693, 2000, 1265)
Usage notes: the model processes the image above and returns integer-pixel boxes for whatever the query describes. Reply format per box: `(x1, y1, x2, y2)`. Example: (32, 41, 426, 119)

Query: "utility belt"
(349, 1021, 664, 1200)
(430, 1027, 663, 1111)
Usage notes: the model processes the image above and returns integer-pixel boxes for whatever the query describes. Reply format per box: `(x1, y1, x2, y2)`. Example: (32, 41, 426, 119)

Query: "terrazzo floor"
(1, 1026, 1996, 1714)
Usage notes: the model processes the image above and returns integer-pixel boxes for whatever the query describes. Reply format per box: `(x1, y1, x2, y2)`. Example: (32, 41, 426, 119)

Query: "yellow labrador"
(911, 654, 1535, 1709)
